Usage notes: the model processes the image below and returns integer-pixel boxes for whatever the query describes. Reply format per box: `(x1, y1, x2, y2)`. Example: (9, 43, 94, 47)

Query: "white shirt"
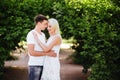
(26, 30, 46, 66)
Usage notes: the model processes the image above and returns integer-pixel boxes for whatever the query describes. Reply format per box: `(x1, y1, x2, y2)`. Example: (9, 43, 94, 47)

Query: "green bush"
(52, 0, 120, 79)
(59, 0, 120, 80)
(0, 0, 63, 78)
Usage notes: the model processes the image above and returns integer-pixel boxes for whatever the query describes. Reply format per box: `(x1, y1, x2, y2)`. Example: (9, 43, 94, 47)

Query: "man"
(26, 14, 56, 80)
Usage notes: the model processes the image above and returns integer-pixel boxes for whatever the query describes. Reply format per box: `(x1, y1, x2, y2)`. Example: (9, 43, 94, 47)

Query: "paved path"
(4, 49, 90, 80)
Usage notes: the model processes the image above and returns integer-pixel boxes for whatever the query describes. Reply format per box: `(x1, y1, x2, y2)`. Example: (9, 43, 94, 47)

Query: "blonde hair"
(48, 18, 60, 34)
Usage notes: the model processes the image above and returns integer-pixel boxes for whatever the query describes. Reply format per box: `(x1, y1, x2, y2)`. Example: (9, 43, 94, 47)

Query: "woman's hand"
(32, 32, 39, 43)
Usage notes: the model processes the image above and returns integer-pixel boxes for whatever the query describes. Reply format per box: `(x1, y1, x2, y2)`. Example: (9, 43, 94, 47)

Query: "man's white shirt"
(26, 30, 46, 66)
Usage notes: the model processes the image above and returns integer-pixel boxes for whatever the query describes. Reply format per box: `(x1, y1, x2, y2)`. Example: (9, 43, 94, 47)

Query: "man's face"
(40, 20, 48, 30)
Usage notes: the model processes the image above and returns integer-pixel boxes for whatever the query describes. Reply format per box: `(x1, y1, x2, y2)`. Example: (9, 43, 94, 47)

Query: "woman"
(33, 18, 62, 80)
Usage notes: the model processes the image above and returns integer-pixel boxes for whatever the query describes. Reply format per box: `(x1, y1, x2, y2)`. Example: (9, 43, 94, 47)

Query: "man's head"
(34, 14, 48, 30)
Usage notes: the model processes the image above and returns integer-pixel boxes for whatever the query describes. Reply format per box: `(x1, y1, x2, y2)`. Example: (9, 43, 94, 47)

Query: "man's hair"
(34, 14, 48, 24)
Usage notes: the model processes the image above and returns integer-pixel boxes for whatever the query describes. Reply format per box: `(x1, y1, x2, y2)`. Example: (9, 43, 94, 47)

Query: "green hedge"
(52, 0, 120, 79)
(0, 0, 53, 78)
(61, 0, 120, 80)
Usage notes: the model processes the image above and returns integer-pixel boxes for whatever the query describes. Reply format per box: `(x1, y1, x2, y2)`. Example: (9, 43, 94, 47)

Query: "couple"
(26, 14, 62, 80)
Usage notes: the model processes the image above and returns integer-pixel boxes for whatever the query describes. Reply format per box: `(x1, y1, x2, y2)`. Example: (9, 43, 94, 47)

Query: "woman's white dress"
(41, 35, 61, 80)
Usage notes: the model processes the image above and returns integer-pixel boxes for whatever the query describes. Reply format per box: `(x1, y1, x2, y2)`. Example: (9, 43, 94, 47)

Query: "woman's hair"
(48, 18, 60, 34)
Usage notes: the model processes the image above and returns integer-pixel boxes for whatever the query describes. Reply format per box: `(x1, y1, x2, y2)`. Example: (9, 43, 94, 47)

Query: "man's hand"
(46, 51, 57, 57)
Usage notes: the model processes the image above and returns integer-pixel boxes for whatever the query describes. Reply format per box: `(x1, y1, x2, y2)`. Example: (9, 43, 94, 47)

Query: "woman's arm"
(33, 32, 61, 52)
(38, 36, 61, 52)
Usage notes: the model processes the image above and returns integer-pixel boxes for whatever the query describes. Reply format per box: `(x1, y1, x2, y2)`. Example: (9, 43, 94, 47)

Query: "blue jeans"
(28, 66, 43, 80)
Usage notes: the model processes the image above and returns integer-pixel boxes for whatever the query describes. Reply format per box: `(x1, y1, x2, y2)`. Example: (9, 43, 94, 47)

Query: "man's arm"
(27, 44, 56, 57)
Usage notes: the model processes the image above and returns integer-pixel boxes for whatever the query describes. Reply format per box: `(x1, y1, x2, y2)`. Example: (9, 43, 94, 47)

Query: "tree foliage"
(52, 0, 120, 79)
(0, 0, 53, 78)
(60, 0, 120, 80)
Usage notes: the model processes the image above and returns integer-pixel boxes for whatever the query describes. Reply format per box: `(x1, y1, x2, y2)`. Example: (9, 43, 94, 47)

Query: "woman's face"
(47, 24, 55, 34)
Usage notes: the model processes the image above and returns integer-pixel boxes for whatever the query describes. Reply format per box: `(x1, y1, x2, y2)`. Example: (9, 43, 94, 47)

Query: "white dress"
(41, 34, 61, 80)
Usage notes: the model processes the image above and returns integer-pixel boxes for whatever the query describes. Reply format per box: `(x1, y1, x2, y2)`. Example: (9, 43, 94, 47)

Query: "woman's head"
(48, 18, 60, 35)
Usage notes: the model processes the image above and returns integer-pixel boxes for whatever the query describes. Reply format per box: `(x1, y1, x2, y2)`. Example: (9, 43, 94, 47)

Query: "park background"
(0, 0, 120, 80)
